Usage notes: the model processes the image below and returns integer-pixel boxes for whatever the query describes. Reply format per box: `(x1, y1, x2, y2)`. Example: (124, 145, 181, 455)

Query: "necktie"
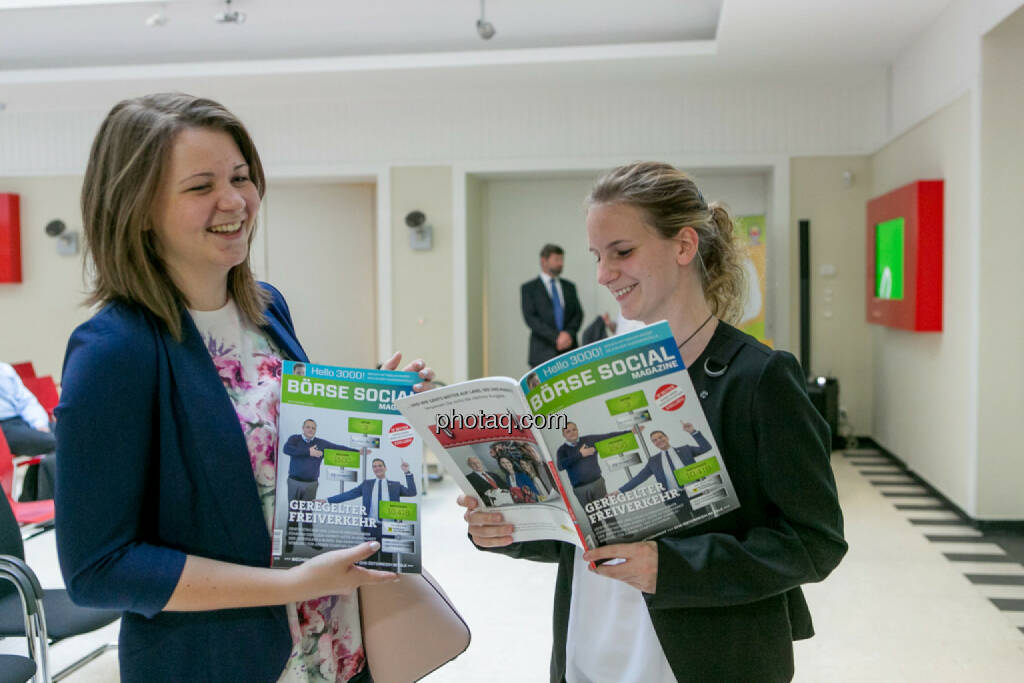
(664, 451, 681, 489)
(550, 279, 564, 330)
(483, 473, 496, 488)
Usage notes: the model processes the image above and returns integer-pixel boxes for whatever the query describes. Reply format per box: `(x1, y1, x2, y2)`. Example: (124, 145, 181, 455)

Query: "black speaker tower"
(799, 219, 841, 448)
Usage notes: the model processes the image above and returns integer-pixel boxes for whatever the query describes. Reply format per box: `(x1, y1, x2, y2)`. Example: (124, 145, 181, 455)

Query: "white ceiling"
(0, 0, 955, 107)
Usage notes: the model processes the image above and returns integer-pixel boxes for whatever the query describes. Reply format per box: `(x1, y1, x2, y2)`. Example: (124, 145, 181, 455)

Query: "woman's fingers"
(380, 352, 403, 370)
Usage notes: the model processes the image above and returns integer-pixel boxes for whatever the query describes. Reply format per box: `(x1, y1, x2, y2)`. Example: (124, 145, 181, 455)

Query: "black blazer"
(521, 276, 583, 368)
(485, 322, 847, 682)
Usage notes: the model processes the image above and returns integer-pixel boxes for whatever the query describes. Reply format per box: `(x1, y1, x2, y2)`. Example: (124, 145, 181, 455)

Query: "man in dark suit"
(555, 421, 631, 541)
(615, 423, 712, 520)
(328, 458, 417, 559)
(282, 418, 361, 552)
(521, 244, 583, 368)
(464, 455, 510, 503)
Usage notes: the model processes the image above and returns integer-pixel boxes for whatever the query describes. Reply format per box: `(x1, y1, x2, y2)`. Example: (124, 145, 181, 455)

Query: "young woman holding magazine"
(55, 93, 434, 682)
(459, 161, 847, 682)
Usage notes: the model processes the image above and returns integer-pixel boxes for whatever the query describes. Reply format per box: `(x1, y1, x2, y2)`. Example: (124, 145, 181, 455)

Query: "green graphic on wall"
(875, 217, 905, 300)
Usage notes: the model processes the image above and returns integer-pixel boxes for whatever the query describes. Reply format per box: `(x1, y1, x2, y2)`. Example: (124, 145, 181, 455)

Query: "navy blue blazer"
(55, 284, 308, 683)
(619, 431, 712, 493)
(327, 472, 416, 512)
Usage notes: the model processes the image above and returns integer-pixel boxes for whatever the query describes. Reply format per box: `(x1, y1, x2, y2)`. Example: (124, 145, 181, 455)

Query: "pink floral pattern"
(192, 302, 364, 683)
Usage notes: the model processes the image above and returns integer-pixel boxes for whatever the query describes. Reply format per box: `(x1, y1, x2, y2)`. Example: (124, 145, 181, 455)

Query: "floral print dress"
(190, 300, 366, 682)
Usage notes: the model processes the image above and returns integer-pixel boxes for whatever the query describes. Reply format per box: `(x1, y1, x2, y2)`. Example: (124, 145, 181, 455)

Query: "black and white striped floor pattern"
(844, 447, 1024, 638)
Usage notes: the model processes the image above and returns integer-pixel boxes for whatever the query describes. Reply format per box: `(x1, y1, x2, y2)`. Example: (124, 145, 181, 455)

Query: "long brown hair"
(81, 93, 269, 340)
(587, 161, 747, 324)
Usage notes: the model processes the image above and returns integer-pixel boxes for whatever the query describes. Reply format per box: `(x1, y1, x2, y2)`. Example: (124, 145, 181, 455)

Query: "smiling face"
(651, 431, 670, 451)
(372, 459, 387, 479)
(150, 127, 259, 302)
(301, 420, 317, 439)
(587, 202, 699, 324)
(498, 457, 515, 474)
(467, 456, 484, 473)
(562, 423, 579, 443)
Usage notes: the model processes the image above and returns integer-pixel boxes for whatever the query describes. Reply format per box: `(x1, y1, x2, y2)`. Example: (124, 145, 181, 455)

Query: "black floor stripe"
(910, 518, 965, 525)
(883, 491, 932, 498)
(848, 449, 1024, 636)
(965, 574, 1024, 586)
(925, 535, 989, 543)
(945, 553, 1017, 563)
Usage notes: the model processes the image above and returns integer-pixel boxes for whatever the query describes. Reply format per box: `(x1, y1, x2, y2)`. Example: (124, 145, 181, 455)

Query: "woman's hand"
(584, 541, 659, 593)
(380, 352, 435, 392)
(457, 494, 515, 548)
(289, 541, 397, 599)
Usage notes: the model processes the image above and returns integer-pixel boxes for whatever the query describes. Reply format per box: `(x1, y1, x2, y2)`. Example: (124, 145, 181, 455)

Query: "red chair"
(10, 362, 35, 381)
(22, 376, 59, 421)
(0, 431, 54, 527)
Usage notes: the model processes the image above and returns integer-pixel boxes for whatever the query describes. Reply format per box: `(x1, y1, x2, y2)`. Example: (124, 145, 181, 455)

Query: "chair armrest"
(0, 554, 44, 609)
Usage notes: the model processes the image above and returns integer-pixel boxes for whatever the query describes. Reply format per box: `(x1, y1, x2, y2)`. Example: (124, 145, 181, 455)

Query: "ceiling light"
(145, 11, 167, 27)
(214, 0, 244, 24)
(476, 0, 495, 40)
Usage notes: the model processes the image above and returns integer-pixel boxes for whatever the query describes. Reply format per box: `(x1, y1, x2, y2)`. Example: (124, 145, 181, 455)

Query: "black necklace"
(677, 312, 715, 350)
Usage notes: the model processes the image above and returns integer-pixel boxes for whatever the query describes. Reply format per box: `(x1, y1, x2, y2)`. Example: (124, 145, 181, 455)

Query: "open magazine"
(396, 321, 740, 551)
(272, 361, 423, 573)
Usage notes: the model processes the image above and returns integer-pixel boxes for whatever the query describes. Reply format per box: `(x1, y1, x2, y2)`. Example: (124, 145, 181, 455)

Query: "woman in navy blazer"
(55, 94, 433, 682)
(459, 162, 847, 682)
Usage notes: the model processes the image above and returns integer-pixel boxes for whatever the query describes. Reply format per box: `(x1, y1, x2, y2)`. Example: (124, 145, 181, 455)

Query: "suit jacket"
(521, 276, 583, 368)
(281, 434, 353, 481)
(619, 432, 712, 493)
(466, 469, 509, 499)
(327, 472, 417, 511)
(484, 322, 847, 682)
(555, 431, 629, 488)
(55, 284, 307, 683)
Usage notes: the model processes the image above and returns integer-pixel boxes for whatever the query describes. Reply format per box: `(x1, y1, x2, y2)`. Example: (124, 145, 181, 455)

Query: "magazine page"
(272, 361, 423, 574)
(396, 378, 582, 546)
(520, 321, 740, 549)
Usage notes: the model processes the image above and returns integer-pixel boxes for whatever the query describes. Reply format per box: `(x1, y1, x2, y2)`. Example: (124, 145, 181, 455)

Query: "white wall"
(976, 7, 1024, 518)
(0, 176, 92, 379)
(870, 95, 975, 513)
(263, 181, 377, 368)
(888, 0, 1024, 140)
(479, 171, 770, 380)
(390, 166, 454, 384)
(789, 156, 874, 435)
(0, 74, 887, 177)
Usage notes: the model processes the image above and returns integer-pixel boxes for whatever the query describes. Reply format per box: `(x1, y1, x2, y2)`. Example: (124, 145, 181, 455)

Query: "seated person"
(0, 361, 57, 501)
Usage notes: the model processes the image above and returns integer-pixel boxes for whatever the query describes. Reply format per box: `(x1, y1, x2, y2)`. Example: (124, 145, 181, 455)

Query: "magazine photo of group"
(272, 360, 424, 573)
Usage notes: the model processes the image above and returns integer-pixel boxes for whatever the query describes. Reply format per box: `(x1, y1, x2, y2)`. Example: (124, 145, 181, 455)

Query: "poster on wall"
(734, 214, 770, 346)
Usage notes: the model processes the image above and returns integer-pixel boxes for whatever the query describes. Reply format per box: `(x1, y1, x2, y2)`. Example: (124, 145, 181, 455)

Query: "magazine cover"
(523, 321, 740, 548)
(272, 361, 423, 573)
(397, 321, 740, 550)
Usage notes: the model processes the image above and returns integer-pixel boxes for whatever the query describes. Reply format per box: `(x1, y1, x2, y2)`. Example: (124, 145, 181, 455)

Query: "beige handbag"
(359, 569, 471, 682)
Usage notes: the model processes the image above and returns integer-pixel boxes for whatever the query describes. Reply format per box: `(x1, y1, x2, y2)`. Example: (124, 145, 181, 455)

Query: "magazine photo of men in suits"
(521, 243, 583, 368)
(464, 454, 510, 503)
(281, 418, 362, 552)
(327, 457, 417, 542)
(613, 422, 712, 521)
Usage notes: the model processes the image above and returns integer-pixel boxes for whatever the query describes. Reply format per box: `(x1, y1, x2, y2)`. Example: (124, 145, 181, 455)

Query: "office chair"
(0, 431, 54, 528)
(0, 493, 119, 682)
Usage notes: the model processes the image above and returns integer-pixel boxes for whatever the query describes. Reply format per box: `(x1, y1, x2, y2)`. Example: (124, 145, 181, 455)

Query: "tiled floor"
(5, 449, 1024, 681)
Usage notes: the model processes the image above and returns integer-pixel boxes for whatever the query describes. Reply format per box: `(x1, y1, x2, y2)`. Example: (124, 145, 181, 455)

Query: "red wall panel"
(0, 193, 22, 283)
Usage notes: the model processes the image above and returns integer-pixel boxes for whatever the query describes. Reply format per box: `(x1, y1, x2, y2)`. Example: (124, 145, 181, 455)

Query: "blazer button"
(699, 390, 709, 400)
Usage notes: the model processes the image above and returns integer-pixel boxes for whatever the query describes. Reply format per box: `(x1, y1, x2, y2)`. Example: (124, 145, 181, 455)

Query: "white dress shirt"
(0, 362, 49, 429)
